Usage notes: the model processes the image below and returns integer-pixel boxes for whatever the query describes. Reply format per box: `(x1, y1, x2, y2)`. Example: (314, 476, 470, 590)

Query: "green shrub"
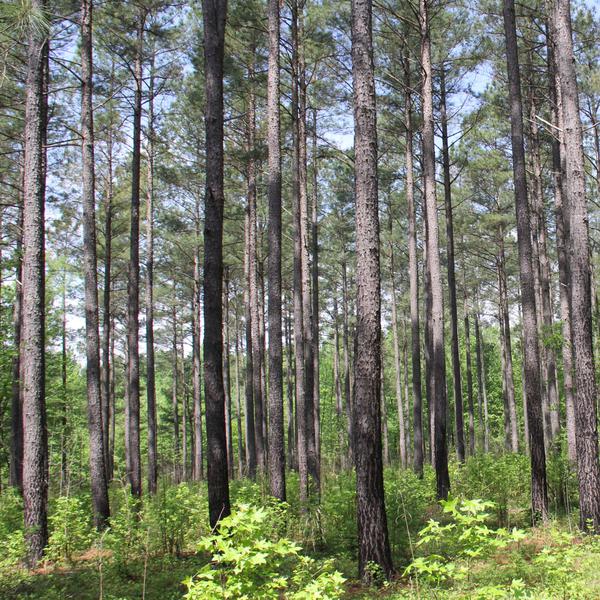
(105, 485, 144, 570)
(452, 454, 530, 526)
(405, 497, 525, 587)
(184, 503, 345, 599)
(145, 483, 207, 556)
(46, 495, 94, 564)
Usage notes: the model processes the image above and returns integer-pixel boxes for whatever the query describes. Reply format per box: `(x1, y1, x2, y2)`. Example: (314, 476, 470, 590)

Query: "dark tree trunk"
(22, 0, 49, 564)
(126, 12, 145, 498)
(202, 0, 230, 527)
(550, 0, 600, 531)
(351, 0, 393, 580)
(297, 5, 317, 492)
(421, 0, 449, 500)
(502, 0, 548, 522)
(440, 66, 465, 464)
(81, 0, 110, 525)
(145, 48, 158, 495)
(266, 0, 285, 501)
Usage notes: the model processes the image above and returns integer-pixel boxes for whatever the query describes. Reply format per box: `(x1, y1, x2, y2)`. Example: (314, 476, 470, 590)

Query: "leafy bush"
(184, 503, 345, 599)
(405, 498, 525, 587)
(46, 495, 94, 564)
(145, 483, 206, 556)
(105, 485, 144, 571)
(452, 454, 530, 526)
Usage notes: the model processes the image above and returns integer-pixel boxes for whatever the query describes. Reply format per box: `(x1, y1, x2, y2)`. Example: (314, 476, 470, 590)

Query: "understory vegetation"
(1, 456, 599, 599)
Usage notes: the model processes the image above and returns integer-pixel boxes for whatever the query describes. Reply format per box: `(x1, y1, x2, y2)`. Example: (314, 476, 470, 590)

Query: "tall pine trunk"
(404, 53, 424, 477)
(145, 47, 158, 495)
(421, 0, 449, 500)
(440, 66, 465, 464)
(202, 0, 230, 527)
(351, 0, 393, 579)
(81, 0, 109, 525)
(126, 12, 145, 498)
(266, 0, 285, 501)
(22, 0, 49, 564)
(550, 0, 600, 530)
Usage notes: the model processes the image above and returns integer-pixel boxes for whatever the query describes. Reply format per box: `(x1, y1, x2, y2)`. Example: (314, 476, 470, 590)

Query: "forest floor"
(2, 457, 600, 599)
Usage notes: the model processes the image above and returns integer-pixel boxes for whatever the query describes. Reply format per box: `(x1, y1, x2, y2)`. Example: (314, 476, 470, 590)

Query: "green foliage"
(105, 486, 144, 571)
(405, 498, 525, 587)
(46, 496, 94, 564)
(452, 454, 530, 526)
(145, 483, 207, 556)
(184, 503, 345, 600)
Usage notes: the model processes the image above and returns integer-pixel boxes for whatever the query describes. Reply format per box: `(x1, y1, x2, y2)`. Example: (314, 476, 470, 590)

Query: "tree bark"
(22, 0, 49, 564)
(440, 66, 465, 464)
(81, 0, 110, 525)
(145, 45, 158, 495)
(266, 0, 285, 501)
(502, 0, 548, 522)
(351, 0, 393, 580)
(550, 0, 600, 530)
(421, 0, 449, 500)
(497, 234, 519, 452)
(547, 37, 576, 464)
(404, 52, 424, 477)
(202, 0, 230, 527)
(292, 0, 309, 504)
(10, 201, 23, 491)
(192, 208, 204, 481)
(126, 11, 145, 498)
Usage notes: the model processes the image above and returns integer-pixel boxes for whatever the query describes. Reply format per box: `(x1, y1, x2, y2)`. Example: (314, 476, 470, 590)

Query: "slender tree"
(81, 0, 109, 525)
(125, 10, 145, 498)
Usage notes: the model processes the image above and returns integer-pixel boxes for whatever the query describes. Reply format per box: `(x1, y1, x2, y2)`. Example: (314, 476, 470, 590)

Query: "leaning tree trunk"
(21, 0, 49, 565)
(550, 0, 600, 531)
(192, 206, 204, 481)
(81, 0, 110, 526)
(502, 0, 548, 521)
(421, 0, 450, 500)
(440, 66, 465, 464)
(351, 0, 393, 580)
(202, 0, 230, 528)
(266, 0, 285, 501)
